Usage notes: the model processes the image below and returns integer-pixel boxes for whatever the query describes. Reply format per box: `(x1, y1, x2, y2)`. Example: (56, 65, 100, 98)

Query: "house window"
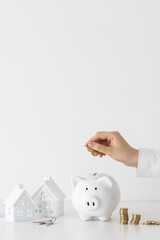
(17, 210, 23, 217)
(21, 197, 28, 206)
(38, 204, 41, 212)
(40, 192, 47, 202)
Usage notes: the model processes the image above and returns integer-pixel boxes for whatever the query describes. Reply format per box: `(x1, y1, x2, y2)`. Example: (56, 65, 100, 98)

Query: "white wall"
(0, 0, 160, 201)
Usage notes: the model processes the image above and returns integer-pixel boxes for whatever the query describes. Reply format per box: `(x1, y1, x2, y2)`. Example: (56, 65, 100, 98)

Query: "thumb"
(88, 142, 110, 155)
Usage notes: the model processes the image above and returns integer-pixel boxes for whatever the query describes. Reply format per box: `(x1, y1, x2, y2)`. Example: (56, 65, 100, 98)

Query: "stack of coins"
(131, 214, 141, 225)
(87, 146, 99, 156)
(143, 220, 160, 225)
(119, 208, 129, 224)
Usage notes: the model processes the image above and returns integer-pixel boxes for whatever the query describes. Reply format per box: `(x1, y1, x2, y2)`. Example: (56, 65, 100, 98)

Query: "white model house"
(5, 184, 36, 222)
(32, 176, 65, 218)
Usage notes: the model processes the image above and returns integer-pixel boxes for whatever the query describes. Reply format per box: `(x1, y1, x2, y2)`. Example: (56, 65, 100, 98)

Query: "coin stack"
(87, 146, 99, 156)
(119, 208, 129, 224)
(131, 214, 141, 225)
(143, 220, 160, 225)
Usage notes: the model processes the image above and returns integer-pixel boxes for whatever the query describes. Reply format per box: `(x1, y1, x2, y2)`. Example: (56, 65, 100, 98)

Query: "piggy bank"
(71, 173, 120, 221)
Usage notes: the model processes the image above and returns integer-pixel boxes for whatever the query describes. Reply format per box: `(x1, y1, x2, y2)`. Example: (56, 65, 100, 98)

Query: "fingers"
(85, 131, 113, 147)
(99, 153, 105, 158)
(85, 132, 107, 146)
(88, 141, 110, 155)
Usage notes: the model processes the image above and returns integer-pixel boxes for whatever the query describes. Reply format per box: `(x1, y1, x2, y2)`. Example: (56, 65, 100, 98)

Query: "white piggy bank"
(71, 173, 120, 221)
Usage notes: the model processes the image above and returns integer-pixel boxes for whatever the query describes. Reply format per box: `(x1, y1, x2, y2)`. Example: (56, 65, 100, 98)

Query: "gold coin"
(92, 151, 99, 156)
(87, 146, 99, 156)
(119, 208, 128, 213)
(131, 221, 139, 225)
(87, 146, 93, 152)
(132, 214, 141, 219)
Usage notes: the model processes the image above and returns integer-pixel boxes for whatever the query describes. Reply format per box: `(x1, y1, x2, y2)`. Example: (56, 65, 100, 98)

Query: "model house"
(5, 184, 36, 222)
(32, 176, 65, 218)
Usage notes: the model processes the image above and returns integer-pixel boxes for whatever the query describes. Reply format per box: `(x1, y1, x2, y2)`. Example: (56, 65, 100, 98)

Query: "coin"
(143, 220, 160, 225)
(131, 214, 141, 225)
(92, 151, 99, 156)
(87, 146, 99, 157)
(119, 208, 129, 225)
(119, 208, 128, 214)
(87, 146, 93, 152)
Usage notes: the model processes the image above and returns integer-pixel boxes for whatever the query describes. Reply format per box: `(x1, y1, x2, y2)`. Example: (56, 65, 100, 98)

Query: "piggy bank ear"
(71, 176, 85, 189)
(98, 176, 112, 188)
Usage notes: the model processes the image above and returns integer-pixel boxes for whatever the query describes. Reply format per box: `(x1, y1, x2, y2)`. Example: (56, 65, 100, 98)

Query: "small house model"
(5, 184, 36, 222)
(32, 176, 65, 218)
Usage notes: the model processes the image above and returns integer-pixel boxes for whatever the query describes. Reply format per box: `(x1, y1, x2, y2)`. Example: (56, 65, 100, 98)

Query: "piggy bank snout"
(84, 196, 99, 210)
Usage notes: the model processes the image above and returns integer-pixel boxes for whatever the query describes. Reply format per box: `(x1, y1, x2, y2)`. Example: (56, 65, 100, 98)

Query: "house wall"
(14, 194, 35, 221)
(33, 186, 57, 218)
(57, 199, 64, 217)
(5, 206, 14, 222)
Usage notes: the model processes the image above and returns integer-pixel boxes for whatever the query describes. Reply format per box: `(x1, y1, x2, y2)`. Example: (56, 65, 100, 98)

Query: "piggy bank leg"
(80, 215, 91, 221)
(99, 215, 110, 221)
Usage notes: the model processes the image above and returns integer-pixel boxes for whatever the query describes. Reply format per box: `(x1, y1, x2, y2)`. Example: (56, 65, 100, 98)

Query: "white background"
(0, 0, 160, 201)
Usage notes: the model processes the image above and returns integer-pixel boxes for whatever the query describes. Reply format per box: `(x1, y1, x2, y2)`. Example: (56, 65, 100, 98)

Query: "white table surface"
(0, 200, 160, 240)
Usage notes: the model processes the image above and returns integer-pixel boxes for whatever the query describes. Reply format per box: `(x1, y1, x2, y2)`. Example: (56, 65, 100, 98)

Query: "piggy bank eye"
(95, 187, 97, 190)
(86, 188, 88, 190)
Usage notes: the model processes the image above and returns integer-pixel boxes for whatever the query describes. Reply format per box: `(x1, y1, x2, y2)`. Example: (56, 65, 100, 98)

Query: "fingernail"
(88, 142, 94, 147)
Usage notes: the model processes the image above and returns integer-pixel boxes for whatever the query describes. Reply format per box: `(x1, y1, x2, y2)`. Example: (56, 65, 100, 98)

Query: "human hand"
(85, 131, 138, 167)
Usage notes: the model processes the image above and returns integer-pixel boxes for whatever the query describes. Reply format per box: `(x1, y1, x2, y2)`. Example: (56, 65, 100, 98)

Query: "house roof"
(5, 184, 36, 207)
(32, 177, 65, 201)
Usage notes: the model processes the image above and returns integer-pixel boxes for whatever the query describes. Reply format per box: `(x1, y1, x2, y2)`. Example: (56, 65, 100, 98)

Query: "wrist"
(130, 148, 139, 168)
(124, 147, 139, 167)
